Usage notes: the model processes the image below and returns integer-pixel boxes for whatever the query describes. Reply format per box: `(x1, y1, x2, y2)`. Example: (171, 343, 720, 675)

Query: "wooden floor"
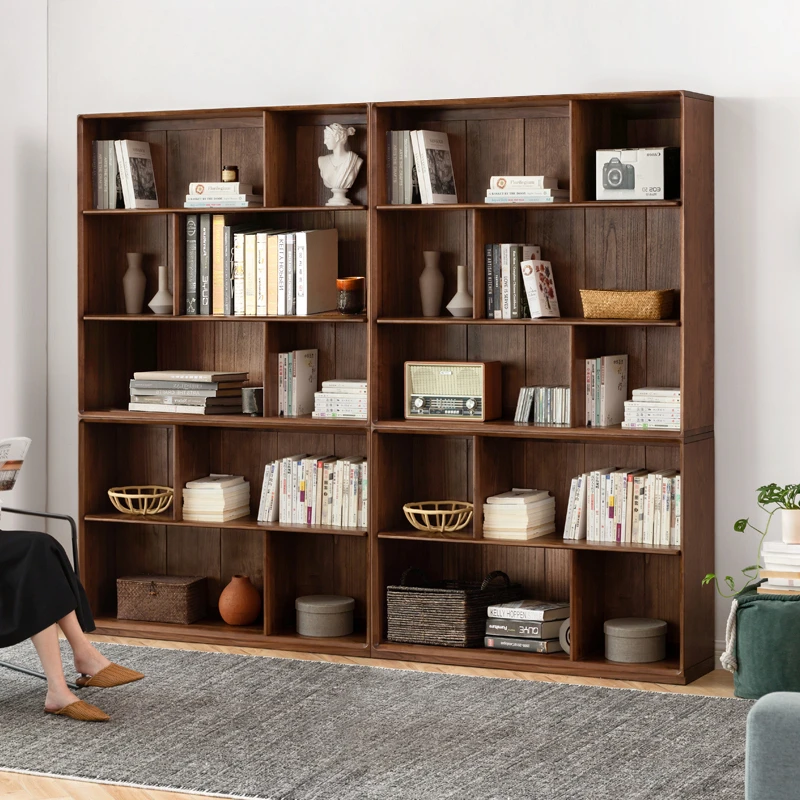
(2, 634, 734, 800)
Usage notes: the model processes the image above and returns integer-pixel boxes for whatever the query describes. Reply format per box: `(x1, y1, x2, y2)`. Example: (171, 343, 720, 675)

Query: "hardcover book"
(487, 600, 570, 622)
(118, 139, 159, 209)
(521, 260, 560, 319)
(483, 636, 563, 653)
(485, 618, 564, 639)
(185, 215, 198, 315)
(295, 229, 339, 316)
(199, 214, 211, 315)
(415, 130, 457, 204)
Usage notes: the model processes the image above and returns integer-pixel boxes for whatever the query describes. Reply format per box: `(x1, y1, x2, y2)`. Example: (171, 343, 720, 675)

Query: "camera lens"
(607, 167, 623, 187)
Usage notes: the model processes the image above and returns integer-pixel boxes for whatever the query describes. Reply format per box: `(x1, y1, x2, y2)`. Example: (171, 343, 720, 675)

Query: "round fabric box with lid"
(295, 594, 355, 638)
(604, 617, 667, 663)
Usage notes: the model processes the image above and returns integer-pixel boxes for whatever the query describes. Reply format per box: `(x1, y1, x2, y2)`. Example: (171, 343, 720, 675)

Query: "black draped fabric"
(0, 530, 95, 647)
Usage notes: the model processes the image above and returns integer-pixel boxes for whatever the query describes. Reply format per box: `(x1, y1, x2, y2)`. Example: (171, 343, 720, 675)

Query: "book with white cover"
(521, 260, 560, 318)
(119, 140, 158, 209)
(486, 489, 550, 505)
(189, 182, 254, 196)
(185, 474, 244, 490)
(291, 349, 318, 416)
(489, 176, 559, 190)
(487, 600, 570, 622)
(600, 355, 628, 427)
(415, 130, 457, 204)
(295, 229, 339, 315)
(133, 370, 247, 383)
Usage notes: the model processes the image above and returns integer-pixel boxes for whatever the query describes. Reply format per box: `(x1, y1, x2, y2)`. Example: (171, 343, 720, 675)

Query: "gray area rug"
(0, 641, 749, 800)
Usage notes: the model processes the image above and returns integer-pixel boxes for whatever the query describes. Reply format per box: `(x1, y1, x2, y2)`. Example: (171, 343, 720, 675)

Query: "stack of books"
(483, 489, 556, 541)
(128, 370, 247, 415)
(622, 388, 681, 430)
(184, 182, 263, 209)
(312, 379, 367, 420)
(563, 467, 681, 546)
(484, 176, 568, 205)
(514, 386, 570, 425)
(585, 354, 628, 427)
(759, 542, 800, 595)
(278, 349, 318, 417)
(484, 600, 569, 653)
(91, 139, 158, 209)
(259, 454, 368, 528)
(185, 216, 338, 317)
(483, 243, 560, 319)
(183, 474, 250, 523)
(386, 129, 457, 204)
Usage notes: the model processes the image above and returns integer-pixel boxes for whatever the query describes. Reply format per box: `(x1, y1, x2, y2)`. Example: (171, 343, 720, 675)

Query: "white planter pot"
(782, 509, 800, 543)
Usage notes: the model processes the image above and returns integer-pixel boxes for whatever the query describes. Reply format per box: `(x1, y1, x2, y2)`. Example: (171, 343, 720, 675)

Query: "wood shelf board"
(83, 206, 368, 215)
(267, 630, 369, 653)
(85, 512, 368, 537)
(376, 317, 680, 327)
(377, 529, 680, 555)
(373, 419, 684, 443)
(80, 410, 368, 430)
(83, 312, 367, 323)
(376, 201, 681, 211)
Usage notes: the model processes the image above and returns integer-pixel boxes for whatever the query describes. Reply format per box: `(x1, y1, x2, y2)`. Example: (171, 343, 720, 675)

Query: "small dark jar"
(221, 165, 239, 182)
(336, 277, 365, 315)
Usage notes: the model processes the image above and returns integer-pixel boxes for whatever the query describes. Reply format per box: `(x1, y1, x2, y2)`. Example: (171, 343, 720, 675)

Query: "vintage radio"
(404, 361, 502, 421)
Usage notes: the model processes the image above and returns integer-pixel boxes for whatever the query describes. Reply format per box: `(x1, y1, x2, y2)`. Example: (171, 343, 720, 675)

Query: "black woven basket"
(386, 568, 524, 647)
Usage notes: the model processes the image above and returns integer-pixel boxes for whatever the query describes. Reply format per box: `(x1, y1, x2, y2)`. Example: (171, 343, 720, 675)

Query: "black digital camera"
(602, 157, 635, 190)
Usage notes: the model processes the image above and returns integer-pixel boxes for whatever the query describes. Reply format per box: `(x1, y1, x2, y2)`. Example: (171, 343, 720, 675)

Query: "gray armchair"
(746, 692, 800, 799)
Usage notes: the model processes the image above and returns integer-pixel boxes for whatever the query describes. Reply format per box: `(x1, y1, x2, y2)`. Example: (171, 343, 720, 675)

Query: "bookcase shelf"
(78, 90, 713, 684)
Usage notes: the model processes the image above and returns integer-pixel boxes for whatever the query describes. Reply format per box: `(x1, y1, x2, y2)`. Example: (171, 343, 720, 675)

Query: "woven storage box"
(580, 289, 674, 320)
(387, 568, 523, 647)
(117, 575, 207, 624)
(604, 617, 667, 663)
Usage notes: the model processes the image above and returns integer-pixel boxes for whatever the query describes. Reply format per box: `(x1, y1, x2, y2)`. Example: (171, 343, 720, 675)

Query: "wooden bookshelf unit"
(78, 91, 714, 684)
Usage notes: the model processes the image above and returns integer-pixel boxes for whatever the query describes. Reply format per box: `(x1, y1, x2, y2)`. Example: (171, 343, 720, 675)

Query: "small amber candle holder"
(336, 276, 365, 315)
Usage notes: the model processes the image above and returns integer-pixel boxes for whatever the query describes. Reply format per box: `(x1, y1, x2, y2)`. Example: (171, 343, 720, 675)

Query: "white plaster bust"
(318, 123, 363, 206)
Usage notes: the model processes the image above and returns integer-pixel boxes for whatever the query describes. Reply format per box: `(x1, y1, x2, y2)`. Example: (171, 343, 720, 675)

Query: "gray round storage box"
(604, 617, 667, 663)
(296, 594, 355, 637)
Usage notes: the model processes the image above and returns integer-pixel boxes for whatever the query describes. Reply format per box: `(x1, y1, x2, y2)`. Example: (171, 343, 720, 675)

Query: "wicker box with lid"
(117, 575, 208, 624)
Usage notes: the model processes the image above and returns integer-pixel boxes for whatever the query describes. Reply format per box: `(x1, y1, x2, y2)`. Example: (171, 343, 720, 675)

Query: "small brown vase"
(219, 575, 261, 626)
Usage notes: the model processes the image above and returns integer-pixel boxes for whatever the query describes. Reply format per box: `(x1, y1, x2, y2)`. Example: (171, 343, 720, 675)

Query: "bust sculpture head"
(318, 123, 364, 206)
(323, 123, 356, 152)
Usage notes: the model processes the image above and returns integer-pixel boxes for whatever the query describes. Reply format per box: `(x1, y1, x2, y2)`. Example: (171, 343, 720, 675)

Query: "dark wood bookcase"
(77, 91, 714, 683)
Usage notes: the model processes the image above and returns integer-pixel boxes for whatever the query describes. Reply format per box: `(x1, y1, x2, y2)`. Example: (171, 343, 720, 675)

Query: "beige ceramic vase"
(219, 575, 261, 626)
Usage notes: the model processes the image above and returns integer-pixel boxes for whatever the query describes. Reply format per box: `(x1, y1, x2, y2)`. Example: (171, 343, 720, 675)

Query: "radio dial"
(413, 397, 425, 409)
(465, 398, 476, 410)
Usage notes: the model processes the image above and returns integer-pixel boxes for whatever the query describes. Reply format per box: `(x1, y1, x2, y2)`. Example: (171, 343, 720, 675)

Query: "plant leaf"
(734, 518, 749, 532)
(742, 564, 759, 573)
(702, 573, 716, 585)
(725, 576, 736, 591)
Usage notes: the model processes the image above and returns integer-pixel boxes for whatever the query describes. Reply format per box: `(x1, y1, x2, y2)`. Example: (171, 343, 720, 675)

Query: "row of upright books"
(484, 600, 569, 653)
(184, 181, 263, 209)
(563, 468, 682, 546)
(313, 379, 367, 420)
(257, 455, 368, 528)
(513, 386, 570, 426)
(385, 130, 457, 204)
(484, 176, 568, 204)
(186, 215, 338, 316)
(91, 139, 158, 209)
(128, 370, 247, 415)
(484, 244, 560, 319)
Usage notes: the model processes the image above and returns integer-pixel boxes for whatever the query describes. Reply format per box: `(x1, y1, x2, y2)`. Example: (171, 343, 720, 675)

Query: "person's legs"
(57, 610, 110, 676)
(30, 623, 80, 711)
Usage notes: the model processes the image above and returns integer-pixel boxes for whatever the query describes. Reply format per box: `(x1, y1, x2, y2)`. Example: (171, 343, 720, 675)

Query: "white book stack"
(183, 474, 250, 522)
(484, 176, 568, 204)
(483, 489, 556, 541)
(622, 388, 681, 430)
(312, 379, 367, 420)
(272, 454, 368, 528)
(759, 542, 800, 595)
(564, 467, 682, 546)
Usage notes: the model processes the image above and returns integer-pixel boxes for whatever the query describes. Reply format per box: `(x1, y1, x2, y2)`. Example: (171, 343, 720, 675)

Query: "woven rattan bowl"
(403, 501, 474, 533)
(108, 485, 174, 516)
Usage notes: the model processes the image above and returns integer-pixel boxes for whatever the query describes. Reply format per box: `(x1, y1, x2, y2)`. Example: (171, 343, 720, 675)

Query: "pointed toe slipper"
(76, 662, 144, 688)
(45, 700, 110, 722)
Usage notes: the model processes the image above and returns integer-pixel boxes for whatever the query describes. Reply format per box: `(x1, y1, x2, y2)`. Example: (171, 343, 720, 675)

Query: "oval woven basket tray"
(108, 485, 174, 516)
(403, 501, 474, 532)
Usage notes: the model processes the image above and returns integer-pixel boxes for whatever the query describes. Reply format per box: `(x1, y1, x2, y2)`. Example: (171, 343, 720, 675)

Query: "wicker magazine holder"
(387, 568, 524, 647)
(579, 289, 675, 320)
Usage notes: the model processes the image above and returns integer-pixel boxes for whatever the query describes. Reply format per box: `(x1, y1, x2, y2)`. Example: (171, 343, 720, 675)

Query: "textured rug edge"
(0, 764, 269, 800)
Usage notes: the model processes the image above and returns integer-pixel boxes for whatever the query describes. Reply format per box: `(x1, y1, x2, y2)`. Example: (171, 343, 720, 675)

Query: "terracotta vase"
(123, 252, 146, 314)
(219, 575, 261, 626)
(148, 265, 173, 315)
(419, 250, 444, 317)
(446, 264, 473, 317)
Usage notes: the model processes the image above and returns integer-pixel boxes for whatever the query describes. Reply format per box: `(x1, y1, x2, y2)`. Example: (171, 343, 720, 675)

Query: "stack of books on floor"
(563, 468, 681, 545)
(385, 129, 457, 204)
(484, 176, 568, 205)
(91, 139, 159, 210)
(183, 474, 250, 522)
(185, 216, 338, 316)
(514, 386, 570, 425)
(128, 370, 247, 415)
(312, 379, 367, 420)
(278, 349, 318, 417)
(483, 243, 560, 319)
(759, 542, 800, 594)
(184, 181, 263, 209)
(483, 489, 556, 541)
(622, 387, 681, 430)
(585, 354, 628, 427)
(484, 600, 569, 653)
(257, 455, 368, 528)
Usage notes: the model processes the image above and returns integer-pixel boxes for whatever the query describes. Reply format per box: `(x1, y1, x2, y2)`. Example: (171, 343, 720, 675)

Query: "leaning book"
(118, 139, 159, 209)
(415, 130, 457, 204)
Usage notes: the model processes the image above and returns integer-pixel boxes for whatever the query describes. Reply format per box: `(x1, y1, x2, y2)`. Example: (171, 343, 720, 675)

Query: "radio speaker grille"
(408, 365, 483, 396)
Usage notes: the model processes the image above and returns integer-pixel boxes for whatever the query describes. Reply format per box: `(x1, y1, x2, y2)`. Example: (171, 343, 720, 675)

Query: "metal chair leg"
(0, 659, 81, 690)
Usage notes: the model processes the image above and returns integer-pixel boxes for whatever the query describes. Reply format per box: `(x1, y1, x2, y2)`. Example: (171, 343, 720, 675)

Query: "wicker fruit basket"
(387, 568, 524, 647)
(403, 501, 473, 532)
(579, 289, 675, 320)
(108, 485, 174, 515)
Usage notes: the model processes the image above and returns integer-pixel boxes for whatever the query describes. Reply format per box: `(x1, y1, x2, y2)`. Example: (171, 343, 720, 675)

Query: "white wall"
(0, 0, 47, 522)
(46, 0, 800, 641)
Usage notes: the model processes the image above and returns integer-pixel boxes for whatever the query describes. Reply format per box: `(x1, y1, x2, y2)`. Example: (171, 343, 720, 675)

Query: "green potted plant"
(703, 483, 800, 596)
